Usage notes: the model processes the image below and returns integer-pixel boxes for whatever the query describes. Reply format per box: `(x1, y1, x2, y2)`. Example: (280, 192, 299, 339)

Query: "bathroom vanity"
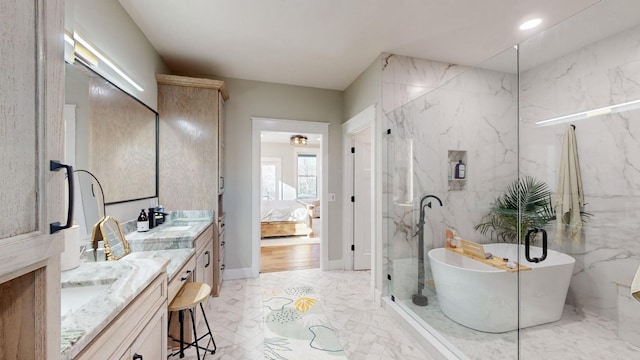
(60, 213, 219, 359)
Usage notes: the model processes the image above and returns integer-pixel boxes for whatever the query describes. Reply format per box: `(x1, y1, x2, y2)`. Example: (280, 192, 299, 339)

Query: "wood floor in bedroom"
(260, 237, 320, 273)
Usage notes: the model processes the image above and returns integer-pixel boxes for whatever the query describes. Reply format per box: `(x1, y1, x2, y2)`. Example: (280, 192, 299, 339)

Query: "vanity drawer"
(168, 254, 195, 303)
(218, 215, 225, 236)
(75, 274, 167, 360)
(193, 224, 214, 256)
(218, 230, 225, 261)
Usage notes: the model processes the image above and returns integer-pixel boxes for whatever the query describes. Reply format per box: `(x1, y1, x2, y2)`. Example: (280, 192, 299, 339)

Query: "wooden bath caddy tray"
(446, 239, 531, 272)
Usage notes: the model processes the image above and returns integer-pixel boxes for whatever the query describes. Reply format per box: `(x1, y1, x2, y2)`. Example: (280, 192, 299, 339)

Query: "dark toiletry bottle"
(455, 160, 466, 179)
(137, 209, 149, 232)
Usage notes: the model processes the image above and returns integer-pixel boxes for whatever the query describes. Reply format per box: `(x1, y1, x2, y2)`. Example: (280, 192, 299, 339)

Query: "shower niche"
(447, 150, 467, 191)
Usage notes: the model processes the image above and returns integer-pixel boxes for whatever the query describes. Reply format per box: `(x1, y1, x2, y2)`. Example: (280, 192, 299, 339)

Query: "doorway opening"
(251, 118, 329, 277)
(259, 131, 322, 272)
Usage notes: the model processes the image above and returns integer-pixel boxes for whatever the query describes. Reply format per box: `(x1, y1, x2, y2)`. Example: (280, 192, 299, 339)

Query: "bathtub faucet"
(419, 194, 443, 221)
(413, 194, 443, 307)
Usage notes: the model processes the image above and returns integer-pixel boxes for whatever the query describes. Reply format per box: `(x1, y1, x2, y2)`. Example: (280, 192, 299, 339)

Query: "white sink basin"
(164, 226, 191, 232)
(61, 283, 112, 318)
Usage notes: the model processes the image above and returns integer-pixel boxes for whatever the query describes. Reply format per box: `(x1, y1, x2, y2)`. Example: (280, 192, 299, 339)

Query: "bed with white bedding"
(261, 200, 313, 238)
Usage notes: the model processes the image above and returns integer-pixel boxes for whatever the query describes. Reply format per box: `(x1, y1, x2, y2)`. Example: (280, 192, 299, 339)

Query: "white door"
(352, 128, 372, 270)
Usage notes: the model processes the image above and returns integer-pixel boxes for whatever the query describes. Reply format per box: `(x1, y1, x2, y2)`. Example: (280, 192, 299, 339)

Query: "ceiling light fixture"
(519, 18, 542, 30)
(535, 98, 640, 127)
(290, 134, 308, 146)
(73, 32, 144, 92)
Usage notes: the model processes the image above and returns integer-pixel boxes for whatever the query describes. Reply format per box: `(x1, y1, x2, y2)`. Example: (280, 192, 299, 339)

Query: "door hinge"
(386, 128, 391, 135)
(351, 244, 355, 251)
(351, 147, 355, 154)
(387, 274, 391, 281)
(350, 196, 355, 202)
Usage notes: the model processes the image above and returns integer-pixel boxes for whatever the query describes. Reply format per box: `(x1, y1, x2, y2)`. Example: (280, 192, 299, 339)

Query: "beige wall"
(342, 55, 384, 293)
(343, 55, 382, 120)
(66, 0, 168, 110)
(65, 0, 169, 224)
(221, 77, 343, 271)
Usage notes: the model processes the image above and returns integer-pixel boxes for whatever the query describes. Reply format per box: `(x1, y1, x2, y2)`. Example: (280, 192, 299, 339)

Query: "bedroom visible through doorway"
(259, 131, 322, 273)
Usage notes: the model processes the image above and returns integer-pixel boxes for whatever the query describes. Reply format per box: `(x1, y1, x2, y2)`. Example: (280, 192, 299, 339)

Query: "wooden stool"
(167, 282, 216, 359)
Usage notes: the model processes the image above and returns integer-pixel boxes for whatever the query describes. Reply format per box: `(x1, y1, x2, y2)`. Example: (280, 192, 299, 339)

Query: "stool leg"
(178, 310, 185, 358)
(200, 303, 217, 354)
(189, 308, 201, 360)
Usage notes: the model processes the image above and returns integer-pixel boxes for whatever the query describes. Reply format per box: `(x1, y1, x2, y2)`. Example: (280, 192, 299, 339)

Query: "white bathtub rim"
(428, 243, 576, 273)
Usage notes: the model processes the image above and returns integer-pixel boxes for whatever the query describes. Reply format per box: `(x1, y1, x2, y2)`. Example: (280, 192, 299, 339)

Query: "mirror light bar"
(535, 98, 640, 127)
(73, 32, 144, 92)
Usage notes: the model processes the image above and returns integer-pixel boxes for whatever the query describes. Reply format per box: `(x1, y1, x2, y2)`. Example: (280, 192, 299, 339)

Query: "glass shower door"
(384, 48, 520, 359)
(517, 1, 640, 358)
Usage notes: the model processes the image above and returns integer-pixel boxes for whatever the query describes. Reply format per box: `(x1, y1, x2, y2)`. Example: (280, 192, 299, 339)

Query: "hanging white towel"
(554, 126, 584, 242)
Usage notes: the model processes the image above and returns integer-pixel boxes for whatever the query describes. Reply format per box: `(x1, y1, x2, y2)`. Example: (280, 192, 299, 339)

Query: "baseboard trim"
(328, 259, 344, 270)
(374, 288, 382, 306)
(223, 267, 255, 280)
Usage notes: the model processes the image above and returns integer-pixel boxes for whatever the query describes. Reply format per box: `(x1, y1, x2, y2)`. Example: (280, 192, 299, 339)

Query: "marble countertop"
(60, 256, 168, 359)
(127, 248, 195, 282)
(125, 214, 213, 252)
(60, 211, 211, 358)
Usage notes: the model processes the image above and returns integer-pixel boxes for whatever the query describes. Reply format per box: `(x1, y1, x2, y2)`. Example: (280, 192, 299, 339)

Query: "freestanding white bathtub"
(428, 243, 575, 333)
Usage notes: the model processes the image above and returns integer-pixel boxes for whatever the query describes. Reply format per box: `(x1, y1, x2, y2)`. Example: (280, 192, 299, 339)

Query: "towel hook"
(570, 124, 576, 129)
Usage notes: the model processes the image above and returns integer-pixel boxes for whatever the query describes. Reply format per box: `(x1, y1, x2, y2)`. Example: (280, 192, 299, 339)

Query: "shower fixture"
(413, 194, 443, 306)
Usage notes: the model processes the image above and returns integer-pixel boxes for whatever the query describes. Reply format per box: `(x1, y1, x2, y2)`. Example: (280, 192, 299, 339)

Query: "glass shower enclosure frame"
(384, 1, 640, 358)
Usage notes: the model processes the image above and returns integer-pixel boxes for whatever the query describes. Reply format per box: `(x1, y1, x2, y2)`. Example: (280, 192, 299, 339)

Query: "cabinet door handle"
(49, 161, 75, 234)
(181, 270, 192, 281)
(205, 251, 211, 268)
(220, 176, 224, 189)
(133, 354, 143, 360)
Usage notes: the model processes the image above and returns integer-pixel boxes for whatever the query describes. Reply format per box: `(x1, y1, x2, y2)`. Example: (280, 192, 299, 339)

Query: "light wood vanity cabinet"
(157, 74, 228, 297)
(75, 275, 168, 360)
(118, 309, 165, 360)
(0, 1, 65, 359)
(213, 214, 226, 296)
(194, 224, 215, 295)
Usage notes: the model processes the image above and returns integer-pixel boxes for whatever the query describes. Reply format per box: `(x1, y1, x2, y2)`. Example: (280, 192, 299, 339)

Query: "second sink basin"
(61, 282, 114, 318)
(163, 226, 191, 232)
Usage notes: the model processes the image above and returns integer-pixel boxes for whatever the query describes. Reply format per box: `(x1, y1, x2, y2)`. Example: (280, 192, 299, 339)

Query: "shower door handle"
(525, 228, 548, 263)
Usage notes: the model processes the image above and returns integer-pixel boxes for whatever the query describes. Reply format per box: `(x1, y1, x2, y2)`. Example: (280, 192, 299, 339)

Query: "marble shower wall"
(519, 24, 640, 319)
(382, 53, 518, 300)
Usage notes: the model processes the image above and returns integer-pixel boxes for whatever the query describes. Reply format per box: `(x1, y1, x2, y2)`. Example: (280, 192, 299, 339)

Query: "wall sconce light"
(290, 134, 308, 146)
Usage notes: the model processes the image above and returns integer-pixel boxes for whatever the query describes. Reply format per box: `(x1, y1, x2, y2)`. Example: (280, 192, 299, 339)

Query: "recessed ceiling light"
(519, 18, 542, 30)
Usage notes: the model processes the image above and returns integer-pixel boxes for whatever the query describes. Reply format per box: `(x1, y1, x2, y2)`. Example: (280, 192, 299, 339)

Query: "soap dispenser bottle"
(455, 160, 466, 179)
(137, 209, 149, 232)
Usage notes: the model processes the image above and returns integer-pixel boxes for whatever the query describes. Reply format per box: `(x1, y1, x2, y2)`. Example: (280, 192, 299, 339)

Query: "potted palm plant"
(474, 176, 556, 243)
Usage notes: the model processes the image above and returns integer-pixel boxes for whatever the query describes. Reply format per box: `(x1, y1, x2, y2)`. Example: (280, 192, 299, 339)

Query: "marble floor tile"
(170, 268, 640, 359)
(175, 269, 432, 359)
